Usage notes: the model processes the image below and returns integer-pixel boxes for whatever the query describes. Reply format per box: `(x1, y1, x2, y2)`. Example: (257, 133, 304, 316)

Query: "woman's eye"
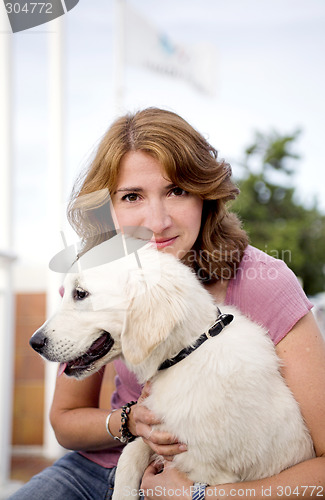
(170, 187, 187, 196)
(122, 193, 139, 202)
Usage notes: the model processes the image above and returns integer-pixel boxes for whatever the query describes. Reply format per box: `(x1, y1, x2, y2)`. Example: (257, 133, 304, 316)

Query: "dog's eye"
(73, 288, 89, 301)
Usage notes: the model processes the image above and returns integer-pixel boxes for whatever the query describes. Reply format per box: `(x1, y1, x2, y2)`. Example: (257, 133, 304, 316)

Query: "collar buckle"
(158, 308, 234, 371)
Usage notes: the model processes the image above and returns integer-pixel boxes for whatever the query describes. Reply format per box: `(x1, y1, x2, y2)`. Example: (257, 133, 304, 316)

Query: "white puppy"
(30, 240, 315, 496)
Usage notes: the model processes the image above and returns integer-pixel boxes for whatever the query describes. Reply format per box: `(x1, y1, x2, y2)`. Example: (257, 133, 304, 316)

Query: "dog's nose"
(29, 331, 48, 353)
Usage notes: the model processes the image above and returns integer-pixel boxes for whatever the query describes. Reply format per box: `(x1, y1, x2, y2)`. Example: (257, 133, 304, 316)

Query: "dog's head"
(30, 244, 196, 379)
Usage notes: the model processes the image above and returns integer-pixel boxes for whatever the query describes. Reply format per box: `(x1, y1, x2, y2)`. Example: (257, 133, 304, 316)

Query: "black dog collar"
(158, 309, 234, 371)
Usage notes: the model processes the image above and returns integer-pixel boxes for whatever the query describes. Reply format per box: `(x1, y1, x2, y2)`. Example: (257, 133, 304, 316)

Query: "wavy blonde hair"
(68, 107, 248, 281)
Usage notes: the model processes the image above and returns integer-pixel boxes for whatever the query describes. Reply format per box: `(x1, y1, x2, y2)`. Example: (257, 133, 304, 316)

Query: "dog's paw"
(113, 439, 152, 500)
(112, 483, 141, 500)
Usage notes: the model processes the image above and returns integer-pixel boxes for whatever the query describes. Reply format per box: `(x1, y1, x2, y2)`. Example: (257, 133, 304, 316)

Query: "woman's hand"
(129, 382, 187, 460)
(141, 461, 193, 500)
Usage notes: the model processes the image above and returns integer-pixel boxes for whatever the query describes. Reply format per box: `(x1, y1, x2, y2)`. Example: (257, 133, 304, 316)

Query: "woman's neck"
(204, 278, 229, 304)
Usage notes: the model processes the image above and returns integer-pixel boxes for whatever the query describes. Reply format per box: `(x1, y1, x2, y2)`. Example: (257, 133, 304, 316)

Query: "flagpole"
(113, 0, 126, 113)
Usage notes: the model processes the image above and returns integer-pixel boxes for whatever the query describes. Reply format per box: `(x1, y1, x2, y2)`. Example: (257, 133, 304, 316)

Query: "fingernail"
(179, 444, 187, 451)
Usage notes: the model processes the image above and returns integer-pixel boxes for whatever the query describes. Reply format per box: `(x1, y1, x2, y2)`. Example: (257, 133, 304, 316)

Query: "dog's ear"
(121, 274, 187, 365)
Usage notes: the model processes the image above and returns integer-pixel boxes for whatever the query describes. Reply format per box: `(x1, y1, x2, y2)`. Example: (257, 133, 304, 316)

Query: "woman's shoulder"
(225, 245, 313, 344)
(239, 244, 286, 268)
(234, 245, 300, 285)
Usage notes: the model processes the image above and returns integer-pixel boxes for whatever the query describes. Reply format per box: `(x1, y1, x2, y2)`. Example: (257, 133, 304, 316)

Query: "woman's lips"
(152, 237, 177, 249)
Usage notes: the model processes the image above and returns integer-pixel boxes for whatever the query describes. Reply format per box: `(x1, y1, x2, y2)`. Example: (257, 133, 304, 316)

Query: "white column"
(0, 254, 18, 499)
(0, 0, 12, 254)
(42, 15, 66, 460)
(0, 4, 21, 498)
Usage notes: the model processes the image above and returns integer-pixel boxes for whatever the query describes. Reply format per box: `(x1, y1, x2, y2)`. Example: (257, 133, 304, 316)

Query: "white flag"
(124, 4, 217, 95)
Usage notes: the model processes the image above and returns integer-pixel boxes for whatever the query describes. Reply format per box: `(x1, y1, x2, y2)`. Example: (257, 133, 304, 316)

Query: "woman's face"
(112, 151, 203, 259)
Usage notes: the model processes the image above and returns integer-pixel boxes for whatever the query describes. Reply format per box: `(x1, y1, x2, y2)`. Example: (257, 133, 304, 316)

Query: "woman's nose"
(144, 201, 172, 234)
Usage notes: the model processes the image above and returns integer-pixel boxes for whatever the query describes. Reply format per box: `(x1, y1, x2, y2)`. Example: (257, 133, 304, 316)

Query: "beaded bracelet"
(119, 401, 137, 444)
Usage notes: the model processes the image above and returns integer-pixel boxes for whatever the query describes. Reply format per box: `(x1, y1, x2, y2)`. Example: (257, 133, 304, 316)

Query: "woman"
(11, 108, 325, 500)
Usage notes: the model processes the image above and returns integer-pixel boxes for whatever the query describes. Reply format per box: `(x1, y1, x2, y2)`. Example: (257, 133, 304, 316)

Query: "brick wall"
(13, 293, 46, 445)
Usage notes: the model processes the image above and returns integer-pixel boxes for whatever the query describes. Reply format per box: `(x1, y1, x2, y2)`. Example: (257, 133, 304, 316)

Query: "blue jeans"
(8, 452, 116, 500)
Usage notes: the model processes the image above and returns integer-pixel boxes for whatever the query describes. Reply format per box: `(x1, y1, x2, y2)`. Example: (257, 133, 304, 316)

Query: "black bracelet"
(119, 401, 137, 444)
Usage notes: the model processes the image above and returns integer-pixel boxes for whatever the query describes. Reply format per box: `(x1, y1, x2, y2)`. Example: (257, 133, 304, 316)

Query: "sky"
(2, 0, 325, 267)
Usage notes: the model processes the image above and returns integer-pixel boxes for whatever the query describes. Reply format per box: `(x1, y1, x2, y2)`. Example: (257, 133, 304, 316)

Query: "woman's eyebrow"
(115, 187, 143, 193)
(115, 183, 176, 193)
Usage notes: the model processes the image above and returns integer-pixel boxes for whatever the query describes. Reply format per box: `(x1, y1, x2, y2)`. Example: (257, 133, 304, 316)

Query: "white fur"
(31, 242, 315, 496)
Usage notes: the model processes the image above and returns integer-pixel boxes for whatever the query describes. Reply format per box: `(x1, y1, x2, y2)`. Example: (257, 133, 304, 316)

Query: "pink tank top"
(80, 245, 313, 467)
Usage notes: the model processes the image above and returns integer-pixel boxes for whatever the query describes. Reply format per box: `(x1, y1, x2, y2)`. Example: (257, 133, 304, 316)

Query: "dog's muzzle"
(29, 330, 115, 377)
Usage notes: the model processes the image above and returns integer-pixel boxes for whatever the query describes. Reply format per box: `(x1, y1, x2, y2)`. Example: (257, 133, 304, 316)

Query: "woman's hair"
(68, 107, 248, 281)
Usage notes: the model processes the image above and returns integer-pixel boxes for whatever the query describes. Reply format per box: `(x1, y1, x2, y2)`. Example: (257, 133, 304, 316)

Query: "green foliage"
(231, 130, 325, 296)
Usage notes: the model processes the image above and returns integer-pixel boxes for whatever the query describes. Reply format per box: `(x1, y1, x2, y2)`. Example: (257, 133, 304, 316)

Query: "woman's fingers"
(142, 429, 187, 460)
(134, 403, 161, 426)
(128, 394, 160, 436)
(129, 382, 187, 459)
(138, 381, 151, 403)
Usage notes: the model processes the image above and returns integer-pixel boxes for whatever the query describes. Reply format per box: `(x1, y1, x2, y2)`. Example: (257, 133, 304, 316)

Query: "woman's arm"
(50, 367, 184, 453)
(277, 312, 325, 458)
(141, 312, 325, 499)
(50, 366, 123, 451)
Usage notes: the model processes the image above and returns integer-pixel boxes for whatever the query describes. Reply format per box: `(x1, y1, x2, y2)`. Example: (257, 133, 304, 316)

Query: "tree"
(231, 130, 325, 296)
